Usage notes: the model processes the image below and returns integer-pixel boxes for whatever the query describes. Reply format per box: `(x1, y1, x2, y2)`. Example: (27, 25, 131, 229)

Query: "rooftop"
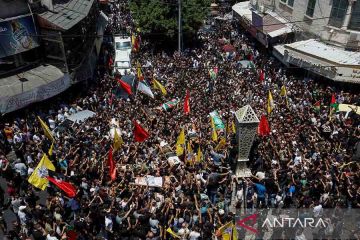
(285, 39, 360, 66)
(38, 0, 95, 31)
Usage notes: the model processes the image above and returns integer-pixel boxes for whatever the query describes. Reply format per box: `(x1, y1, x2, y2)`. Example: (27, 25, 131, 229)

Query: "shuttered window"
(329, 0, 349, 28)
(349, 1, 360, 30)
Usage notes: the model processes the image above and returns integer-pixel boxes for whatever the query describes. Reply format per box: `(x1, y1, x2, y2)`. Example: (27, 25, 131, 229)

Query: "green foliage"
(130, 0, 210, 41)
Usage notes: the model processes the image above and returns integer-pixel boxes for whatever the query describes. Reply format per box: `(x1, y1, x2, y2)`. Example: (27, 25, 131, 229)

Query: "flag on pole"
(184, 90, 190, 115)
(47, 176, 77, 198)
(215, 137, 226, 151)
(267, 91, 274, 114)
(138, 81, 154, 98)
(162, 99, 179, 111)
(209, 67, 218, 80)
(232, 121, 236, 134)
(28, 154, 55, 190)
(166, 227, 180, 239)
(108, 148, 116, 181)
(280, 85, 289, 107)
(37, 116, 54, 142)
(132, 34, 139, 52)
(330, 93, 339, 115)
(137, 62, 144, 81)
(133, 121, 149, 142)
(117, 79, 132, 95)
(196, 147, 203, 162)
(258, 115, 270, 137)
(211, 117, 218, 142)
(187, 141, 193, 153)
(48, 142, 54, 156)
(259, 69, 265, 82)
(176, 128, 185, 156)
(152, 79, 167, 95)
(113, 130, 123, 152)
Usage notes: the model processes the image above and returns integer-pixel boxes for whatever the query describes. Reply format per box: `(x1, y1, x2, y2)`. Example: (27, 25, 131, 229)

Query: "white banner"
(0, 73, 70, 114)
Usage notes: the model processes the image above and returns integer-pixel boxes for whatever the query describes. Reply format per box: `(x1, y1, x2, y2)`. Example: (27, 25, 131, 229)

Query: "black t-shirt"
(32, 230, 46, 240)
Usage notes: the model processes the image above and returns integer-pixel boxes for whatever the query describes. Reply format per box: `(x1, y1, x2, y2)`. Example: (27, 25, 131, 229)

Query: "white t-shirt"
(189, 231, 201, 240)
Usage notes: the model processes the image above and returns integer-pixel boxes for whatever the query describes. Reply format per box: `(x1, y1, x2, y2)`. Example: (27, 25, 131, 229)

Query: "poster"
(0, 15, 39, 58)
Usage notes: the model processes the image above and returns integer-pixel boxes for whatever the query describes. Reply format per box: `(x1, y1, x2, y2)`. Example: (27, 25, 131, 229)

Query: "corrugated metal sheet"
(285, 39, 360, 65)
(38, 0, 95, 31)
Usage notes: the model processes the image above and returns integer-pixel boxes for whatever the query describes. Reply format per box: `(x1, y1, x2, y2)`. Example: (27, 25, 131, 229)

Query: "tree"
(130, 0, 210, 47)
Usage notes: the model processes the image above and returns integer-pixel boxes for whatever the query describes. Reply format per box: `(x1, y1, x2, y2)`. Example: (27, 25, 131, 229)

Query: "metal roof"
(38, 0, 95, 31)
(285, 39, 360, 66)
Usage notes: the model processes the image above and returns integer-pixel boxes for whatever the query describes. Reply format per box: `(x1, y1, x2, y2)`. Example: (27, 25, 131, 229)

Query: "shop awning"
(37, 0, 95, 31)
(0, 65, 71, 114)
(283, 39, 360, 83)
(232, 1, 252, 22)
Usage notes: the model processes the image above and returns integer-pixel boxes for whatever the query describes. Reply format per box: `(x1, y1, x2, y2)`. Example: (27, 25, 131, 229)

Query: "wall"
(251, 0, 360, 49)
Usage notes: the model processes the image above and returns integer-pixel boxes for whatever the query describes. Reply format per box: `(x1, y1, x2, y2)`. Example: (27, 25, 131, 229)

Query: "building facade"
(0, 0, 108, 114)
(232, 0, 360, 84)
(247, 0, 360, 50)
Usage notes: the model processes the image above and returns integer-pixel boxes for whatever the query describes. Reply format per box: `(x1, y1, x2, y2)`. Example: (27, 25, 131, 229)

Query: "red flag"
(117, 79, 132, 95)
(184, 90, 190, 115)
(330, 93, 336, 104)
(108, 148, 116, 181)
(108, 57, 113, 69)
(259, 69, 265, 82)
(46, 176, 77, 198)
(133, 121, 149, 142)
(258, 115, 270, 137)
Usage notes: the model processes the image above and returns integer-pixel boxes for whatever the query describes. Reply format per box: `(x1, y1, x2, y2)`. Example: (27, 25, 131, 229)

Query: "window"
(349, 1, 360, 31)
(115, 41, 131, 50)
(306, 0, 316, 17)
(280, 0, 294, 7)
(329, 0, 349, 28)
(288, 0, 294, 7)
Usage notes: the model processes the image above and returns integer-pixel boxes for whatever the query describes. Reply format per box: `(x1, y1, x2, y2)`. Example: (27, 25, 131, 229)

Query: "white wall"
(252, 0, 360, 49)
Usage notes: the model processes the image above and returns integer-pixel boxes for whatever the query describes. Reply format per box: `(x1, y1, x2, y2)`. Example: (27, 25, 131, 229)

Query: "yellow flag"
(175, 128, 185, 156)
(215, 137, 226, 151)
(211, 118, 218, 142)
(48, 142, 54, 156)
(137, 62, 143, 80)
(280, 85, 287, 97)
(267, 91, 274, 114)
(196, 147, 203, 162)
(166, 227, 180, 239)
(37, 116, 54, 142)
(187, 141, 193, 153)
(113, 130, 123, 152)
(131, 34, 136, 45)
(153, 79, 167, 95)
(215, 221, 234, 237)
(28, 154, 55, 190)
(232, 225, 238, 240)
(232, 121, 236, 134)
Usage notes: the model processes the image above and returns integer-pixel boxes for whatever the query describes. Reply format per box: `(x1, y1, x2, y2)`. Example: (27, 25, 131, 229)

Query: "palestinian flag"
(162, 99, 179, 111)
(330, 94, 339, 112)
(247, 61, 257, 73)
(209, 67, 218, 80)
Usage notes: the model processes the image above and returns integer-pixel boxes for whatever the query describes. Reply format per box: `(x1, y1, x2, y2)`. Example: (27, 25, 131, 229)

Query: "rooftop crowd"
(0, 0, 359, 239)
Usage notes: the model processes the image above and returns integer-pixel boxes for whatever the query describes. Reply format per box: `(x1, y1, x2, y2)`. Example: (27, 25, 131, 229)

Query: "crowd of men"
(0, 0, 359, 239)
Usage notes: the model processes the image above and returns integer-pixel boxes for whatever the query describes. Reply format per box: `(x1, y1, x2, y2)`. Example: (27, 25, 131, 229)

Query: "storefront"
(281, 39, 360, 83)
(232, 1, 295, 48)
(0, 64, 71, 114)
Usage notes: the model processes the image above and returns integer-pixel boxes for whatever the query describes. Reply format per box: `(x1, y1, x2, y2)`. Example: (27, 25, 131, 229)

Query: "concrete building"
(0, 0, 71, 114)
(232, 0, 360, 83)
(0, 0, 108, 114)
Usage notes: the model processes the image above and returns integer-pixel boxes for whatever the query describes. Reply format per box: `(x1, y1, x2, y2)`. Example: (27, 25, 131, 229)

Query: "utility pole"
(178, 0, 182, 53)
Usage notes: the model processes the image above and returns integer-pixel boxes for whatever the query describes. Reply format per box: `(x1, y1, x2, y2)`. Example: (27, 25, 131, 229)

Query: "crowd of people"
(0, 0, 359, 239)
